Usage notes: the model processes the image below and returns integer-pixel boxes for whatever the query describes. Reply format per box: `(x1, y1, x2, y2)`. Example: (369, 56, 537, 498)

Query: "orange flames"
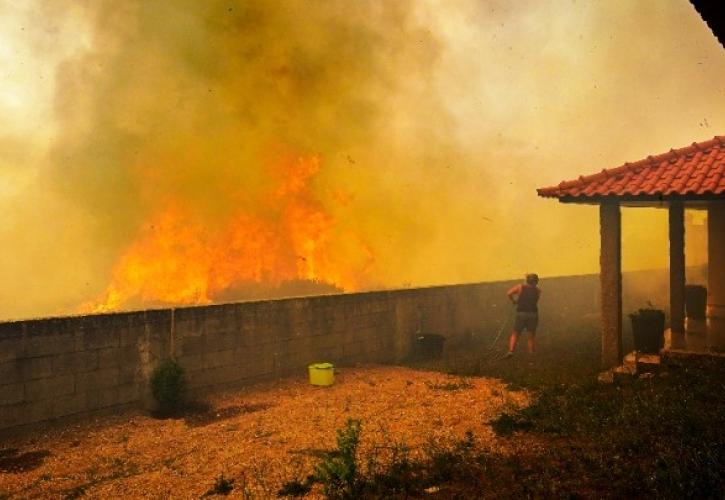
(85, 154, 373, 312)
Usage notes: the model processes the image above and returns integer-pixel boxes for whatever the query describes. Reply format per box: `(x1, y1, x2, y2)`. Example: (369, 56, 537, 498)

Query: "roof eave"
(553, 193, 725, 205)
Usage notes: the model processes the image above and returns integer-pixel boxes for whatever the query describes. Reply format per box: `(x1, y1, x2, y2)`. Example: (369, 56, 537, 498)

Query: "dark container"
(629, 309, 665, 354)
(685, 285, 707, 319)
(411, 334, 446, 360)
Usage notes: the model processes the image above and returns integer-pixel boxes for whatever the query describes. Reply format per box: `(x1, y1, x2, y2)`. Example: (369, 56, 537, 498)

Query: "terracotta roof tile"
(537, 135, 725, 200)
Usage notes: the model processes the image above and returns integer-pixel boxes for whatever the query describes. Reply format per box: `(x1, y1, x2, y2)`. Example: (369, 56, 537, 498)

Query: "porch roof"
(537, 135, 725, 204)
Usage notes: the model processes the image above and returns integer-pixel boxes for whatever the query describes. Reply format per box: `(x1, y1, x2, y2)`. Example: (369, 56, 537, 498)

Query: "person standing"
(505, 273, 541, 358)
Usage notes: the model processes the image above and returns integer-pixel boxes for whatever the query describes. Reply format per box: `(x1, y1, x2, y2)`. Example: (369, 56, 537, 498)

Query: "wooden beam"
(669, 202, 685, 334)
(600, 201, 623, 368)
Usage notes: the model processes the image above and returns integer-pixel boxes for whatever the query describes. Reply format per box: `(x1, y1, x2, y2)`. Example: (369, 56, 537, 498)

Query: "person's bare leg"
(508, 331, 519, 355)
(527, 331, 536, 355)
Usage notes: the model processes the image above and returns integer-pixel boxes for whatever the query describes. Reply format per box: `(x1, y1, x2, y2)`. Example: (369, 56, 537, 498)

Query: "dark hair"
(526, 273, 539, 285)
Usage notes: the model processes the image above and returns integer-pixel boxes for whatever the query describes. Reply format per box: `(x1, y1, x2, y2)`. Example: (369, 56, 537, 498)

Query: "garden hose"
(483, 304, 516, 360)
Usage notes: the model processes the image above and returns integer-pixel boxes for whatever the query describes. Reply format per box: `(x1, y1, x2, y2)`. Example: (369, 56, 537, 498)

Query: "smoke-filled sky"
(1, 0, 723, 320)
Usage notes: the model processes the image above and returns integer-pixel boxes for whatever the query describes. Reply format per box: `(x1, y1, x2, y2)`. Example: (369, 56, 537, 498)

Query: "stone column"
(600, 201, 623, 368)
(708, 202, 725, 319)
(669, 202, 686, 334)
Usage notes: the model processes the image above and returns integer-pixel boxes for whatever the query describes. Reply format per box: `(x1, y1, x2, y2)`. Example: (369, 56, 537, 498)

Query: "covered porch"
(538, 136, 725, 368)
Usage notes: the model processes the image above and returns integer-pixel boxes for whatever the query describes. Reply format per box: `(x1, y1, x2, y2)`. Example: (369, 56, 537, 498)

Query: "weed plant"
(203, 474, 234, 497)
(150, 359, 187, 416)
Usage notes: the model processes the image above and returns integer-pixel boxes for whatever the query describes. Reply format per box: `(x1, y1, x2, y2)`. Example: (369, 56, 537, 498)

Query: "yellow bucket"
(308, 362, 334, 386)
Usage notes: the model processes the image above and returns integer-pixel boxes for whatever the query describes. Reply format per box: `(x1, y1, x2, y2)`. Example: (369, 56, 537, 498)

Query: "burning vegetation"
(84, 153, 373, 312)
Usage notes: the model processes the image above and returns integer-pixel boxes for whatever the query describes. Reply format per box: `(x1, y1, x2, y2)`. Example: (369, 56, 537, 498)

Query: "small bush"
(277, 477, 314, 497)
(280, 422, 483, 498)
(203, 473, 234, 497)
(314, 418, 362, 498)
(490, 412, 534, 436)
(150, 359, 187, 415)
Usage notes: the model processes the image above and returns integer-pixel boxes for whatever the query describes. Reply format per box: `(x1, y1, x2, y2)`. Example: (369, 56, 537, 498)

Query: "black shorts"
(513, 312, 538, 333)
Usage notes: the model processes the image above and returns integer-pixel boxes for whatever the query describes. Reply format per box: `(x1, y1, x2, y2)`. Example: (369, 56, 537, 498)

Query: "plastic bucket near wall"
(308, 363, 335, 386)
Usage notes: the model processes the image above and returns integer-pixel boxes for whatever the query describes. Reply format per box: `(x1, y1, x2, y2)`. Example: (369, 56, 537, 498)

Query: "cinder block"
(282, 337, 311, 355)
(0, 321, 24, 339)
(0, 336, 24, 363)
(210, 365, 244, 386)
(0, 382, 24, 405)
(178, 353, 203, 372)
(26, 331, 76, 357)
(0, 404, 20, 429)
(314, 346, 344, 364)
(195, 366, 228, 387)
(180, 335, 204, 356)
(202, 349, 237, 369)
(117, 365, 137, 385)
(275, 353, 310, 374)
(186, 371, 212, 390)
(173, 317, 201, 338)
(120, 345, 140, 364)
(97, 347, 122, 368)
(205, 330, 240, 351)
(52, 351, 98, 375)
(26, 400, 53, 423)
(95, 386, 123, 408)
(0, 402, 27, 429)
(237, 350, 274, 376)
(53, 392, 90, 418)
(24, 374, 75, 400)
(20, 356, 54, 380)
(120, 328, 143, 347)
(241, 326, 277, 347)
(116, 383, 139, 405)
(310, 334, 343, 352)
(81, 328, 120, 350)
(118, 359, 139, 381)
(0, 360, 23, 385)
(75, 367, 118, 392)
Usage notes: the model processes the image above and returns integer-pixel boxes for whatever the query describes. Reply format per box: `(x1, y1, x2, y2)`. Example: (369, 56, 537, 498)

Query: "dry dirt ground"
(0, 366, 530, 499)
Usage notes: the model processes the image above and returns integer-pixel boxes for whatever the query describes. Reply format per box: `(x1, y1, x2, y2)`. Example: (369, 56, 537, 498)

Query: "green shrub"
(313, 419, 362, 498)
(150, 359, 187, 415)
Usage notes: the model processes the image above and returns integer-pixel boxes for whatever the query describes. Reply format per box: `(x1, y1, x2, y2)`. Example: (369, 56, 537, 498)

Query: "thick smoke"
(0, 0, 723, 319)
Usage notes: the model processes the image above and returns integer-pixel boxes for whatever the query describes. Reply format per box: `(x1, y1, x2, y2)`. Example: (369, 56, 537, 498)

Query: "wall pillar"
(669, 202, 686, 334)
(708, 202, 725, 319)
(600, 201, 623, 368)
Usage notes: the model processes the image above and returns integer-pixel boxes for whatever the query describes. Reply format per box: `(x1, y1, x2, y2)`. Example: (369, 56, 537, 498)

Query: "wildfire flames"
(85, 154, 373, 313)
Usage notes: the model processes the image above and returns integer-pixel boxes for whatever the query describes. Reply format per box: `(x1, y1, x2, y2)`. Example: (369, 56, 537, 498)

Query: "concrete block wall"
(0, 272, 668, 431)
(0, 310, 173, 430)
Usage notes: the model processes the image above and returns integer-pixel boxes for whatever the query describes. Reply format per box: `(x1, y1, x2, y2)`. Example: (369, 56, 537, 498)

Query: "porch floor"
(663, 316, 725, 356)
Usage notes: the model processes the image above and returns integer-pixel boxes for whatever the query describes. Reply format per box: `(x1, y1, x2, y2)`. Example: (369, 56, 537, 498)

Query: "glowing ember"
(84, 154, 373, 312)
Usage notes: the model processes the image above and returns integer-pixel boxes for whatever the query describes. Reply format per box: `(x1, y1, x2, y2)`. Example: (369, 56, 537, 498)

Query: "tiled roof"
(537, 136, 725, 201)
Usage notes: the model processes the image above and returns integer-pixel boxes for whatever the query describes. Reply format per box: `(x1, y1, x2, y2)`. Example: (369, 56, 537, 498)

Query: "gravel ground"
(0, 365, 530, 499)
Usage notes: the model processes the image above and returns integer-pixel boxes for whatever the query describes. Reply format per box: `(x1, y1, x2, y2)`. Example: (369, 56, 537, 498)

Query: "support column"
(600, 201, 623, 368)
(708, 203, 725, 319)
(669, 202, 685, 334)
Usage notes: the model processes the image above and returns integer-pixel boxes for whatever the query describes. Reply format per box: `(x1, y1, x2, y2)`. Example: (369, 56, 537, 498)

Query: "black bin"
(629, 309, 665, 354)
(411, 334, 446, 360)
(685, 285, 707, 319)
